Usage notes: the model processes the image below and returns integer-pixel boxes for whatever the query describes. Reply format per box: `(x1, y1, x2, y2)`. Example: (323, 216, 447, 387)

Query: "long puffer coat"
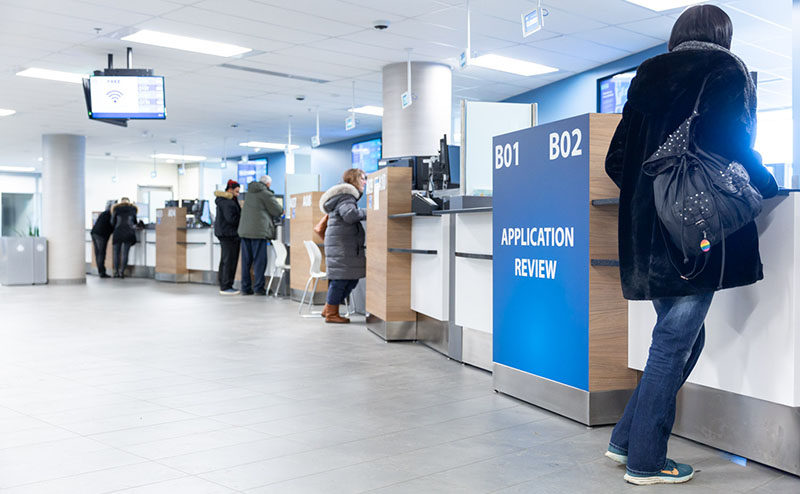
(605, 44, 778, 300)
(319, 183, 366, 280)
(110, 202, 138, 245)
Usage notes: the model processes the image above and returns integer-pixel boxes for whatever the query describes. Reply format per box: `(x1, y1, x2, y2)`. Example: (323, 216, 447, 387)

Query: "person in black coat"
(90, 201, 115, 278)
(110, 197, 139, 278)
(603, 6, 777, 486)
(214, 180, 242, 295)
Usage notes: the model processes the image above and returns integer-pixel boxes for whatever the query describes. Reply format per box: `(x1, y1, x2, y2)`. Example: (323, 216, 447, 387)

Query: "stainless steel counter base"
(493, 363, 633, 426)
(155, 272, 189, 283)
(673, 382, 800, 476)
(366, 314, 416, 341)
(417, 313, 448, 356)
(290, 288, 326, 305)
(86, 263, 154, 279)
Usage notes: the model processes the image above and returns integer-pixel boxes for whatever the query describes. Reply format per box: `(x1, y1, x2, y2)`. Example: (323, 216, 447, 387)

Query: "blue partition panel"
(493, 114, 591, 391)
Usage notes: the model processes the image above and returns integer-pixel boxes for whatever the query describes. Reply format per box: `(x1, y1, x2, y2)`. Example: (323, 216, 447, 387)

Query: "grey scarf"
(672, 41, 756, 115)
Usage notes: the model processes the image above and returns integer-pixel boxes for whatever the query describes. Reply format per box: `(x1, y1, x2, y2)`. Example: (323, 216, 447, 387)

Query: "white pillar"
(382, 62, 452, 159)
(42, 134, 86, 284)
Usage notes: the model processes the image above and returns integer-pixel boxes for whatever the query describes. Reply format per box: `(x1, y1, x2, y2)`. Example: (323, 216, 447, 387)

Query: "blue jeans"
(610, 292, 714, 475)
(327, 279, 359, 305)
(241, 238, 268, 293)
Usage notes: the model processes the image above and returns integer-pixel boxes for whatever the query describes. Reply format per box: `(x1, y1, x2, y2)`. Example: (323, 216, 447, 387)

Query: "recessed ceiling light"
(122, 30, 251, 57)
(470, 54, 558, 76)
(152, 153, 207, 161)
(239, 141, 300, 150)
(17, 68, 86, 84)
(622, 0, 703, 11)
(350, 106, 384, 116)
(0, 166, 36, 172)
(0, 108, 16, 117)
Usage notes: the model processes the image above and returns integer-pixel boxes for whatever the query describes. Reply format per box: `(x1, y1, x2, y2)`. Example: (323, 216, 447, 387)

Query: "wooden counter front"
(155, 207, 187, 280)
(365, 167, 415, 322)
(289, 191, 327, 295)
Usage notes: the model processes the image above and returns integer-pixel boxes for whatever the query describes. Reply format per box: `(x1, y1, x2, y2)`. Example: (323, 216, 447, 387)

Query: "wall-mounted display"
(89, 76, 166, 119)
(237, 158, 267, 192)
(351, 138, 382, 173)
(597, 68, 637, 114)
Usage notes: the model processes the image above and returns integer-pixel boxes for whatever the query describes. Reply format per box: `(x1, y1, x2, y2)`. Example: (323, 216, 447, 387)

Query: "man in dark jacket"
(237, 175, 283, 295)
(110, 198, 139, 279)
(215, 180, 242, 295)
(90, 201, 114, 278)
(603, 6, 778, 486)
(319, 169, 367, 323)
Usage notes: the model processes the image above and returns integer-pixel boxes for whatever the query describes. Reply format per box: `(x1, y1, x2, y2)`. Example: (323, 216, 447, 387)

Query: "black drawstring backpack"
(642, 74, 763, 288)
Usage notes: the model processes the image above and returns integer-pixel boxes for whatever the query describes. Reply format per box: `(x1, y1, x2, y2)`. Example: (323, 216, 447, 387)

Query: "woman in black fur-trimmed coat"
(605, 38, 778, 301)
(603, 5, 778, 486)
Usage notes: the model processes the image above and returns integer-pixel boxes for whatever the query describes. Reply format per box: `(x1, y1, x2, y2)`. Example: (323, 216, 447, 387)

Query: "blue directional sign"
(493, 114, 591, 391)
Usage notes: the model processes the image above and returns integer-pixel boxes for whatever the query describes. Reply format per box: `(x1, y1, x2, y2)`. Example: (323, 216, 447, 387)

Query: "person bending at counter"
(215, 180, 242, 295)
(603, 5, 777, 486)
(237, 175, 283, 296)
(110, 197, 139, 279)
(90, 200, 115, 278)
(319, 169, 367, 324)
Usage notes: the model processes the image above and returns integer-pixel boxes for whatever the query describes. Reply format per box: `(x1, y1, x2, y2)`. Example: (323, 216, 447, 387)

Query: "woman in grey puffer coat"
(319, 169, 367, 323)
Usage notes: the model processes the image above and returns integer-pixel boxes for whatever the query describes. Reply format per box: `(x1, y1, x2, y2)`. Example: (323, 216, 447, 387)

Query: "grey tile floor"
(0, 277, 797, 493)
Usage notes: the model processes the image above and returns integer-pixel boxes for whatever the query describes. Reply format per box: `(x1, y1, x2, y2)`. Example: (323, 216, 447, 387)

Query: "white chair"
(299, 240, 326, 315)
(266, 241, 290, 297)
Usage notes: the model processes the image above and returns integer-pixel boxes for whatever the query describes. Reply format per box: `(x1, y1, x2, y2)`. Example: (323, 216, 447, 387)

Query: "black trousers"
(218, 237, 240, 290)
(91, 234, 110, 275)
(113, 242, 133, 276)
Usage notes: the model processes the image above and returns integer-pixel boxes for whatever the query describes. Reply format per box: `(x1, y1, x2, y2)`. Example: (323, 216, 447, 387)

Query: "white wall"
(84, 158, 179, 228)
(0, 173, 38, 193)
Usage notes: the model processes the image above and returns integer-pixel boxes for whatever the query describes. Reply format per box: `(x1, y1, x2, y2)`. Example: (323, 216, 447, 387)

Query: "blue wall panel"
(503, 45, 666, 125)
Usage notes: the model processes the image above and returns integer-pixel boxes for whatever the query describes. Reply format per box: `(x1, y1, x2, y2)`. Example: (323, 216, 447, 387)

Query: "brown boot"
(321, 303, 334, 317)
(324, 304, 350, 324)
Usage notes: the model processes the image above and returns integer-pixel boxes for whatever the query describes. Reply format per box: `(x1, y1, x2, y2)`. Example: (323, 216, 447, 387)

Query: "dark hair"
(668, 5, 733, 51)
(225, 179, 240, 191)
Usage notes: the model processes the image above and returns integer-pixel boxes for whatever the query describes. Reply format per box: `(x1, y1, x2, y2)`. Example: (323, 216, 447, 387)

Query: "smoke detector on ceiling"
(373, 20, 390, 30)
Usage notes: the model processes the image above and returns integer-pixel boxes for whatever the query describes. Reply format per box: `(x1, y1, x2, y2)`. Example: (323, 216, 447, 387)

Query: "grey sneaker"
(219, 288, 240, 295)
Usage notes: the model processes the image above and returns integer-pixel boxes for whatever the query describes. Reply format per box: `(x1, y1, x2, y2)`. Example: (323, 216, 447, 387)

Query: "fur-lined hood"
(214, 190, 234, 200)
(319, 183, 360, 213)
(111, 202, 137, 214)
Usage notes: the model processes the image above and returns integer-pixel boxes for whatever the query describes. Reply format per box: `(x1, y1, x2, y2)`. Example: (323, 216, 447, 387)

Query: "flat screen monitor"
(89, 76, 166, 119)
(237, 159, 268, 192)
(181, 199, 196, 214)
(351, 138, 382, 173)
(597, 68, 636, 114)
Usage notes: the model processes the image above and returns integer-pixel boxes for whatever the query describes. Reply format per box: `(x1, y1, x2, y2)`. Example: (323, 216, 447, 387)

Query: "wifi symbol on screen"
(106, 90, 123, 103)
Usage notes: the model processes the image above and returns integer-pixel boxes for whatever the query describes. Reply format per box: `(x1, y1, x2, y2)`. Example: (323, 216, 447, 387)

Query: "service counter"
(86, 207, 281, 286)
(629, 191, 800, 476)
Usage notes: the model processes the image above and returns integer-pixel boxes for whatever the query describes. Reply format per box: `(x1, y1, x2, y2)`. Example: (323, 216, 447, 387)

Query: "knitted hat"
(226, 179, 240, 190)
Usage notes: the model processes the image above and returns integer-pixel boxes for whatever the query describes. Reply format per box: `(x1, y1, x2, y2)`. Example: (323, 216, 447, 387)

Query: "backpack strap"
(691, 73, 714, 116)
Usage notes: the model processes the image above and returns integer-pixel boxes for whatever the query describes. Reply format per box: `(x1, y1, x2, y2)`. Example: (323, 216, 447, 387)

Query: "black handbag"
(642, 74, 763, 284)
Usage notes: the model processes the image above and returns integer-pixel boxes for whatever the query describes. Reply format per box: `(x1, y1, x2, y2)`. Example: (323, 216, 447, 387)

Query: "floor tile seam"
(145, 435, 314, 472)
(83, 419, 240, 449)
(57, 410, 236, 437)
(0, 457, 156, 490)
(270, 406, 553, 454)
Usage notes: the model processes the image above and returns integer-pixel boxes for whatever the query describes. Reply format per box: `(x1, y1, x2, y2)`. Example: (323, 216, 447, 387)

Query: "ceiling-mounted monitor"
(88, 75, 166, 120)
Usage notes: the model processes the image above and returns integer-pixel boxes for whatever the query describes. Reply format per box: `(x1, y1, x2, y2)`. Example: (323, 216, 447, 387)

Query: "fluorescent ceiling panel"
(0, 166, 36, 172)
(623, 1, 704, 11)
(152, 153, 207, 161)
(0, 109, 16, 117)
(470, 55, 558, 77)
(16, 68, 86, 84)
(239, 141, 300, 150)
(122, 30, 251, 57)
(350, 106, 383, 116)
